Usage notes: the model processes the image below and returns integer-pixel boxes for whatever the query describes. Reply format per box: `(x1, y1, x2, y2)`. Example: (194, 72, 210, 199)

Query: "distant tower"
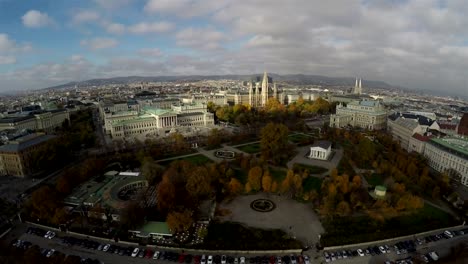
(255, 83, 260, 108)
(354, 78, 362, 95)
(273, 82, 278, 99)
(261, 71, 269, 106)
(249, 82, 253, 107)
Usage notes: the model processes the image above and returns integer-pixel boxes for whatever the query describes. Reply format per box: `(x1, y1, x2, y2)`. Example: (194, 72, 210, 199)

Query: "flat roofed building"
(423, 137, 468, 186)
(0, 109, 70, 133)
(387, 117, 424, 151)
(329, 99, 387, 130)
(0, 133, 56, 177)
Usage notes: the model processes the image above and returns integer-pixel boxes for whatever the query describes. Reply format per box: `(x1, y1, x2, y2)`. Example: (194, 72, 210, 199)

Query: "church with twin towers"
(247, 71, 283, 107)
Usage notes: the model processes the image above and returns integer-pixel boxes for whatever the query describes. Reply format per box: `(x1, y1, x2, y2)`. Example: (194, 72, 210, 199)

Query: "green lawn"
(293, 163, 328, 174)
(236, 143, 261, 154)
(269, 167, 286, 182)
(321, 203, 456, 246)
(288, 133, 313, 144)
(158, 154, 212, 166)
(303, 176, 323, 192)
(365, 173, 385, 186)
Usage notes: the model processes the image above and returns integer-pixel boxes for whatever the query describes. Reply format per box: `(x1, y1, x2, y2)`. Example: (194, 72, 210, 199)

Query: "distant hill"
(44, 74, 394, 90)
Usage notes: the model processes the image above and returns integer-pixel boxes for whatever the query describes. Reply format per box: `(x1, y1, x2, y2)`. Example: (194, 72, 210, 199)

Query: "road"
(316, 232, 468, 264)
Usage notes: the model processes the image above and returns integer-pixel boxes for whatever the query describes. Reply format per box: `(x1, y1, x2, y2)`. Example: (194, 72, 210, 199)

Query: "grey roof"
(311, 140, 331, 149)
(0, 134, 56, 153)
(0, 115, 34, 124)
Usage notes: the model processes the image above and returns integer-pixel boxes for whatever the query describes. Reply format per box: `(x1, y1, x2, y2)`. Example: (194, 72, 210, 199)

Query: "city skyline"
(1, 0, 468, 98)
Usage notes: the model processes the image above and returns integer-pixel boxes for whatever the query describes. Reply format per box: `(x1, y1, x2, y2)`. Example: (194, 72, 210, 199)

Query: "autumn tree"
(336, 201, 351, 216)
(280, 170, 294, 194)
(157, 175, 176, 211)
(166, 210, 193, 234)
(206, 128, 223, 149)
(228, 178, 243, 195)
(262, 170, 273, 192)
(260, 122, 290, 164)
(186, 167, 211, 199)
(26, 185, 60, 222)
(247, 166, 263, 191)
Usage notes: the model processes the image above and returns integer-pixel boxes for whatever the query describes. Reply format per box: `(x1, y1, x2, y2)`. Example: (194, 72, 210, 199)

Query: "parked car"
(221, 255, 227, 264)
(131, 247, 140, 257)
(103, 244, 110, 252)
(290, 255, 297, 264)
(201, 255, 207, 264)
(46, 249, 55, 258)
(303, 255, 310, 264)
(240, 257, 246, 264)
(208, 255, 213, 264)
(379, 246, 386, 254)
(357, 249, 364, 257)
(138, 249, 145, 258)
(153, 251, 160, 260)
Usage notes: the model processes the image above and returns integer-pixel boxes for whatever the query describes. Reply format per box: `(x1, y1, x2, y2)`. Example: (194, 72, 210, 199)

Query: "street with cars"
(321, 228, 468, 263)
(7, 225, 468, 264)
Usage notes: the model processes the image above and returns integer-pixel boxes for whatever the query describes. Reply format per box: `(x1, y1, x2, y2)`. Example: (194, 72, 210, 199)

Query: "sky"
(0, 0, 468, 97)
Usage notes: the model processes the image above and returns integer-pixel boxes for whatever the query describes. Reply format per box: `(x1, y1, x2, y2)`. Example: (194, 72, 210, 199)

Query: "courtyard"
(218, 193, 324, 247)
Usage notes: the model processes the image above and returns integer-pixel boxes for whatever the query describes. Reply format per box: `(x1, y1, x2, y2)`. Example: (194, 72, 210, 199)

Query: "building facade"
(0, 109, 70, 133)
(387, 117, 424, 151)
(106, 103, 215, 140)
(329, 99, 387, 130)
(423, 137, 468, 186)
(226, 72, 284, 107)
(309, 141, 332, 160)
(0, 133, 56, 177)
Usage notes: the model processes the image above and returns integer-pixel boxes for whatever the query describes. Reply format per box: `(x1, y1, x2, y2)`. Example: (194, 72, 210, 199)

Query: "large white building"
(423, 137, 468, 186)
(0, 109, 70, 133)
(329, 99, 387, 130)
(102, 102, 215, 141)
(387, 118, 425, 151)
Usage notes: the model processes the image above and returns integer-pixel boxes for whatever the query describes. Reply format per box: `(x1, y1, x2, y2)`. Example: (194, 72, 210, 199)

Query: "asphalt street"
(9, 223, 468, 264)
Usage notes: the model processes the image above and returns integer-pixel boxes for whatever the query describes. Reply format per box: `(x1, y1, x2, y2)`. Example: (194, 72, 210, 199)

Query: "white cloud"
(176, 27, 226, 50)
(80, 37, 118, 50)
(72, 10, 100, 24)
(0, 33, 31, 64)
(102, 22, 126, 34)
(21, 10, 55, 28)
(0, 55, 16, 64)
(93, 0, 133, 9)
(138, 48, 163, 57)
(144, 0, 230, 18)
(128, 22, 174, 34)
(144, 0, 189, 13)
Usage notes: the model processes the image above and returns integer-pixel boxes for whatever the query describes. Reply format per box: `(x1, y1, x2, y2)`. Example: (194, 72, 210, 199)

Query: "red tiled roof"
(439, 123, 457, 130)
(458, 113, 468, 136)
(412, 133, 432, 142)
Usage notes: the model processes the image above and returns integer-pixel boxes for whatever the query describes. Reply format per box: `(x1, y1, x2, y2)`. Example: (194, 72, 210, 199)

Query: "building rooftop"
(139, 221, 172, 236)
(0, 134, 56, 153)
(412, 133, 433, 142)
(392, 117, 420, 130)
(430, 137, 468, 158)
(311, 140, 331, 149)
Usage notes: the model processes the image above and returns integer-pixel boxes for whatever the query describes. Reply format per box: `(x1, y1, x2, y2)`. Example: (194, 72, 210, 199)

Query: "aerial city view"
(0, 1, 468, 264)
